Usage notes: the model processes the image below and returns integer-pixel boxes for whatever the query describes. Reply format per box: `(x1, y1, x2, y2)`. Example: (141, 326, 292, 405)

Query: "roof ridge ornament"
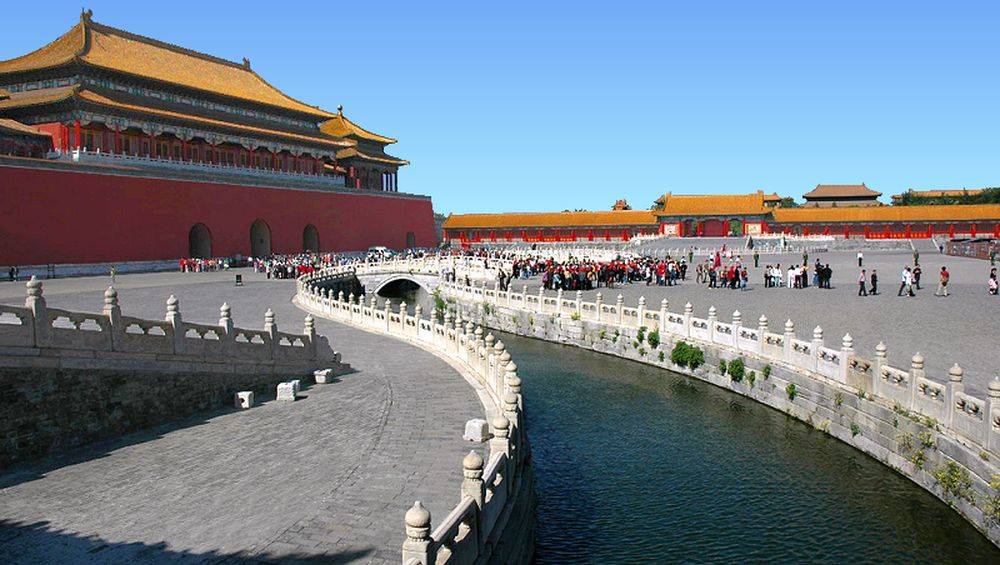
(242, 57, 251, 69)
(81, 9, 93, 22)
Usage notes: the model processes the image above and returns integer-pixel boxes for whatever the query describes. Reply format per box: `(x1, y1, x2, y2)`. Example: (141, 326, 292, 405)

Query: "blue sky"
(3, 1, 998, 214)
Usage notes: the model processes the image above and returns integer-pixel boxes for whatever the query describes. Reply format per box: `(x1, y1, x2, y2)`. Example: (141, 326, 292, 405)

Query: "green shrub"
(850, 422, 861, 437)
(483, 303, 492, 315)
(918, 431, 936, 449)
(638, 347, 646, 356)
(658, 350, 665, 362)
(599, 329, 607, 340)
(762, 364, 772, 379)
(571, 311, 581, 321)
(835, 392, 844, 406)
(719, 360, 728, 375)
(933, 461, 973, 501)
(433, 289, 446, 313)
(632, 340, 640, 349)
(670, 341, 704, 369)
(636, 326, 646, 343)
(857, 389, 867, 400)
(728, 358, 745, 382)
(786, 383, 797, 401)
(986, 474, 1000, 525)
(647, 329, 660, 349)
(747, 370, 756, 388)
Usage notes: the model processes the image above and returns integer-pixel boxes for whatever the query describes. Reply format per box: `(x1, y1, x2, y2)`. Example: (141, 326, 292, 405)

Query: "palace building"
(0, 11, 433, 265)
(442, 189, 1000, 244)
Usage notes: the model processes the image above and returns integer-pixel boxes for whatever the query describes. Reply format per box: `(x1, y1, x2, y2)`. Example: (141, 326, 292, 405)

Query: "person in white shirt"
(787, 266, 796, 289)
(858, 251, 864, 267)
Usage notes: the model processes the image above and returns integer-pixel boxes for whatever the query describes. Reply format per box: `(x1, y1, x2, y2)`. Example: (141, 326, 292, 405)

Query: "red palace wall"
(0, 164, 436, 265)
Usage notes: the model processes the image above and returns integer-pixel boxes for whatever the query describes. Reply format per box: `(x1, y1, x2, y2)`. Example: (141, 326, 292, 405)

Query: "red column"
(150, 133, 156, 158)
(73, 120, 81, 149)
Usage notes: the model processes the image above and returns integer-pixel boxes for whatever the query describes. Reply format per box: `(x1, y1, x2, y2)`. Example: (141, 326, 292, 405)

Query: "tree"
(779, 197, 799, 208)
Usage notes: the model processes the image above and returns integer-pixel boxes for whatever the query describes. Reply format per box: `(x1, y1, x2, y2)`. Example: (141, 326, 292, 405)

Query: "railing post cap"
(264, 308, 275, 323)
(166, 294, 179, 312)
(220, 302, 231, 317)
(911, 352, 925, 367)
(813, 325, 823, 339)
(463, 450, 484, 472)
(875, 341, 887, 355)
(948, 363, 963, 381)
(784, 319, 794, 332)
(492, 415, 510, 430)
(638, 296, 646, 305)
(26, 275, 42, 297)
(405, 500, 431, 530)
(661, 298, 668, 307)
(708, 306, 716, 316)
(988, 377, 1000, 397)
(758, 314, 768, 324)
(505, 360, 517, 373)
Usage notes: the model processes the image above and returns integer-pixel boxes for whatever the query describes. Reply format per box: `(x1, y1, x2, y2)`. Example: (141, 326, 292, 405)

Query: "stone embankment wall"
(296, 260, 535, 565)
(442, 279, 1000, 547)
(0, 278, 342, 468)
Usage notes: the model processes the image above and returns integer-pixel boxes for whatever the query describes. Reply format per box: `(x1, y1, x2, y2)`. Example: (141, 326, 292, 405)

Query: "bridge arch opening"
(250, 219, 272, 257)
(303, 224, 320, 252)
(188, 223, 212, 258)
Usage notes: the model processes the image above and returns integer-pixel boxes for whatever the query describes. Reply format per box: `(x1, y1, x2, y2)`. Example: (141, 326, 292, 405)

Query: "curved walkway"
(0, 270, 483, 564)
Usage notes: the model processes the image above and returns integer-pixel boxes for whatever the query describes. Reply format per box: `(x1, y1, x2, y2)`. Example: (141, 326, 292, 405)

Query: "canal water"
(499, 333, 999, 563)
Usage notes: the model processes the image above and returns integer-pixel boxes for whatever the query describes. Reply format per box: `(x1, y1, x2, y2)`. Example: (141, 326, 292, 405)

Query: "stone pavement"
(0, 270, 485, 564)
(516, 250, 1000, 395)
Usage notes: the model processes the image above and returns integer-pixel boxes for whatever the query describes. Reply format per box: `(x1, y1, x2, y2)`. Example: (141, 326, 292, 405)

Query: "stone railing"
(0, 276, 332, 369)
(442, 276, 1000, 544)
(295, 266, 533, 564)
(64, 148, 347, 188)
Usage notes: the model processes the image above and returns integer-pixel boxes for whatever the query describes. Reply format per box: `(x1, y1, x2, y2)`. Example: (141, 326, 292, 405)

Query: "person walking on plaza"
(8, 266, 15, 282)
(858, 269, 868, 296)
(898, 267, 915, 297)
(913, 264, 923, 290)
(870, 269, 878, 295)
(913, 249, 920, 266)
(988, 268, 998, 295)
(935, 266, 950, 297)
(857, 251, 864, 267)
(753, 250, 759, 268)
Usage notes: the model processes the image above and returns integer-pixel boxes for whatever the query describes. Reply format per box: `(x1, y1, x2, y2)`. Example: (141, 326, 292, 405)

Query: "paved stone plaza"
(0, 270, 484, 564)
(516, 249, 999, 394)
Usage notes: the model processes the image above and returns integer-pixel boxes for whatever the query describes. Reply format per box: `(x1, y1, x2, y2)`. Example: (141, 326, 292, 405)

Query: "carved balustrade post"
(873, 342, 888, 398)
(264, 308, 278, 359)
(304, 314, 317, 360)
(782, 319, 795, 362)
(908, 352, 924, 411)
(595, 292, 604, 323)
(731, 310, 742, 353)
(987, 378, 1000, 455)
(707, 306, 717, 343)
(103, 285, 123, 351)
(402, 501, 433, 565)
(683, 302, 693, 339)
(219, 302, 234, 354)
(166, 295, 184, 354)
(810, 325, 823, 373)
(637, 296, 646, 328)
(659, 299, 668, 335)
(25, 276, 48, 347)
(757, 315, 768, 356)
(840, 333, 854, 384)
(462, 450, 485, 550)
(946, 363, 964, 431)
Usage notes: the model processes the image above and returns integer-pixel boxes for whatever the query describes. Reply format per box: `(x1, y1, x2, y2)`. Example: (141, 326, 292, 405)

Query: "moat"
(500, 333, 1000, 563)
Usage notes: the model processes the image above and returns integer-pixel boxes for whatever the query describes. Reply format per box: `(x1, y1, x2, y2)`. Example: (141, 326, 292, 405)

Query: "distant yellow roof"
(0, 13, 334, 119)
(320, 107, 397, 144)
(772, 204, 1000, 223)
(0, 85, 78, 110)
(443, 210, 659, 229)
(803, 184, 881, 199)
(336, 146, 408, 166)
(657, 192, 770, 216)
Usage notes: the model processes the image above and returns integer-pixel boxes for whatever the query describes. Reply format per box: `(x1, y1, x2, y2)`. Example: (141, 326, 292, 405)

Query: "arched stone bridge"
(356, 271, 441, 295)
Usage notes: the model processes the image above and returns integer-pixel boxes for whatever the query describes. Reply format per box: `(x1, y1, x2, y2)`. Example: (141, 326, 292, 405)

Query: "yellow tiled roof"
(893, 188, 986, 200)
(656, 192, 770, 216)
(320, 108, 396, 144)
(772, 204, 1000, 223)
(0, 85, 78, 110)
(803, 184, 881, 199)
(0, 118, 51, 137)
(77, 89, 351, 149)
(0, 14, 334, 119)
(442, 210, 659, 229)
(335, 146, 408, 166)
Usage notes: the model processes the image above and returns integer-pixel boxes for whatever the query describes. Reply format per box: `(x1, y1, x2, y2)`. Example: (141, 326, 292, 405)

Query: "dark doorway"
(303, 224, 320, 252)
(188, 223, 212, 258)
(250, 219, 272, 257)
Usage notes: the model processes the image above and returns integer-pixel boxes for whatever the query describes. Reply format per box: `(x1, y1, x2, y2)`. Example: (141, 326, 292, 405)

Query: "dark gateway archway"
(188, 223, 212, 258)
(303, 224, 320, 252)
(250, 219, 272, 257)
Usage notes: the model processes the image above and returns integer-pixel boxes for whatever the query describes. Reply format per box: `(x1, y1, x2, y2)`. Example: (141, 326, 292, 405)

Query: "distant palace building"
(802, 184, 882, 207)
(891, 188, 986, 205)
(0, 11, 432, 265)
(442, 188, 1000, 244)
